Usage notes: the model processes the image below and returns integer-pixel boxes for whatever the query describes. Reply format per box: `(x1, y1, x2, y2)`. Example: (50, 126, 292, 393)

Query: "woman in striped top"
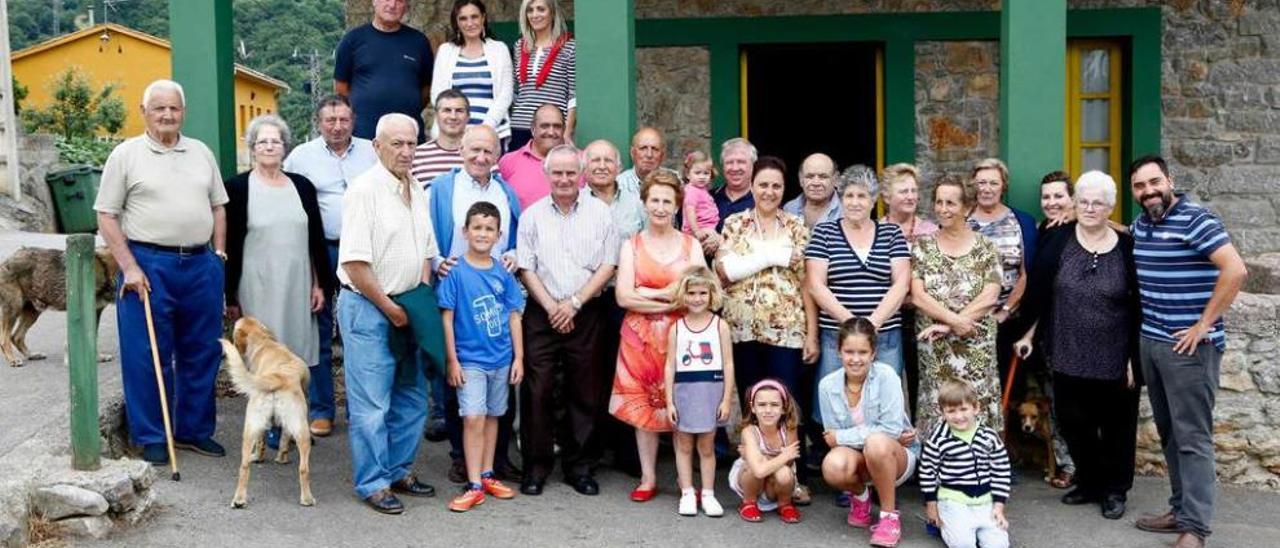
(430, 1, 513, 146)
(806, 165, 912, 385)
(508, 0, 576, 151)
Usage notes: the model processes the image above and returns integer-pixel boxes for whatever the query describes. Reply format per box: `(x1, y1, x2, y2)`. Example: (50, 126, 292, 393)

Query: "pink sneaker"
(847, 492, 872, 528)
(869, 511, 902, 547)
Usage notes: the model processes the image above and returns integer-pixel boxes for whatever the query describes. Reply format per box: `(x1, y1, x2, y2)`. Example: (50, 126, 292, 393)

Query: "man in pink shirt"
(498, 104, 566, 209)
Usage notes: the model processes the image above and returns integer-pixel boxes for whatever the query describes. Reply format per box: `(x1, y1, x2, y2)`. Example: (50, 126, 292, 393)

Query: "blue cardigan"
(428, 167, 522, 257)
(817, 363, 921, 457)
(1011, 206, 1038, 267)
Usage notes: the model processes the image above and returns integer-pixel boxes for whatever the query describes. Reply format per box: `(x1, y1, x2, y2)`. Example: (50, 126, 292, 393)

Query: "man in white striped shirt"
(516, 144, 620, 497)
(411, 89, 469, 190)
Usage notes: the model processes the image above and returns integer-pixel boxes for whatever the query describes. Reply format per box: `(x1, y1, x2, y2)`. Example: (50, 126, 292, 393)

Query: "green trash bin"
(46, 166, 102, 234)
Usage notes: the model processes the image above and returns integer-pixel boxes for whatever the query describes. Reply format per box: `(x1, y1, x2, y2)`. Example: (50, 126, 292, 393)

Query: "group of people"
(90, 1, 1247, 548)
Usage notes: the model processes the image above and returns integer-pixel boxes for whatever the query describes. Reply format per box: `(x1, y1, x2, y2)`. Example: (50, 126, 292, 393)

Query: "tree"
(12, 77, 29, 115)
(20, 68, 127, 138)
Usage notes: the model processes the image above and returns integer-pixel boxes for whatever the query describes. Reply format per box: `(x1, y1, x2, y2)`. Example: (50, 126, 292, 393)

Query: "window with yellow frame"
(1065, 40, 1124, 222)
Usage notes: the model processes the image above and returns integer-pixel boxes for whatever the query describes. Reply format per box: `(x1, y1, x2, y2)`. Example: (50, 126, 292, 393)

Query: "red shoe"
(778, 503, 802, 524)
(482, 477, 516, 499)
(630, 486, 657, 502)
(738, 500, 763, 522)
(448, 488, 485, 512)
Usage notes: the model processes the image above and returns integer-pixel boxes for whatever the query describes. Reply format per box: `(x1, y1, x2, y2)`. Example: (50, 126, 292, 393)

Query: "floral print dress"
(912, 234, 1004, 434)
(718, 211, 810, 348)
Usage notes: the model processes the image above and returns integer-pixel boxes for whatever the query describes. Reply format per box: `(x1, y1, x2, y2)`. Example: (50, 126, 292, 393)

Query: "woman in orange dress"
(609, 171, 707, 501)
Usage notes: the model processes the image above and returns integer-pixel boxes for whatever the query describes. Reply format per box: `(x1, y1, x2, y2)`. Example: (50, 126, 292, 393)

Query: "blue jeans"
(813, 327, 903, 423)
(338, 289, 428, 498)
(116, 244, 224, 445)
(309, 243, 340, 421)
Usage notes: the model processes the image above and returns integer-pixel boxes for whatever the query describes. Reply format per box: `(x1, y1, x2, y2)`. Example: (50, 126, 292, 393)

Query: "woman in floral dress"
(911, 175, 1004, 435)
(610, 171, 705, 500)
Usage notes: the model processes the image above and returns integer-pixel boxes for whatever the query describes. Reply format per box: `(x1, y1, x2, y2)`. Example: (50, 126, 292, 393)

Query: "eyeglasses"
(254, 139, 284, 148)
(1077, 200, 1109, 211)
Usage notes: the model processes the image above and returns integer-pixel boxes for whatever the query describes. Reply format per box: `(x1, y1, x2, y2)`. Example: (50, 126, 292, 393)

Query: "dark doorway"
(743, 43, 879, 203)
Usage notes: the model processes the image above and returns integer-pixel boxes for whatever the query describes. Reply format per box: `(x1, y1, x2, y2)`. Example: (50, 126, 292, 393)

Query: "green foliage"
(20, 69, 127, 139)
(54, 136, 119, 167)
(8, 0, 347, 140)
(12, 77, 29, 115)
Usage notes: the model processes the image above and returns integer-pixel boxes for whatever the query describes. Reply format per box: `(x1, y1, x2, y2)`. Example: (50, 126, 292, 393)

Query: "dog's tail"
(219, 339, 284, 395)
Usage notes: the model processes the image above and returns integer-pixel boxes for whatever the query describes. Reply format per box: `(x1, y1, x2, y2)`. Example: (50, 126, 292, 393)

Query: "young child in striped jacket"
(918, 380, 1012, 548)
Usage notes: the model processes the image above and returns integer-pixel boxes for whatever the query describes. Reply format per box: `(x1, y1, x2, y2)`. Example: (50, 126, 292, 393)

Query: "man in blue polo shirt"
(1128, 155, 1246, 548)
(700, 137, 757, 257)
(334, 0, 433, 142)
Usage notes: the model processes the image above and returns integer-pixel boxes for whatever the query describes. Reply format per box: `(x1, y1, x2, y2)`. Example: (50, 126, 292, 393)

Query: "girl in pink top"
(681, 151, 721, 240)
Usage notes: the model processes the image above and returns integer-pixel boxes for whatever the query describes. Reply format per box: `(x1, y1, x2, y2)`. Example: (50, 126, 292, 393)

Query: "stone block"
(1220, 350, 1257, 392)
(1236, 228, 1280, 255)
(1226, 292, 1280, 334)
(32, 485, 109, 520)
(1173, 140, 1237, 168)
(56, 515, 113, 540)
(1222, 110, 1280, 133)
(1259, 136, 1280, 165)
(0, 514, 22, 548)
(1203, 195, 1277, 228)
(1244, 253, 1280, 294)
(63, 472, 137, 514)
(1206, 164, 1280, 194)
(1240, 12, 1280, 38)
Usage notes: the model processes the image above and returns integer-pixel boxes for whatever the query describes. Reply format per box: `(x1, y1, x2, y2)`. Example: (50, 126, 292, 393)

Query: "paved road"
(84, 396, 1280, 547)
(0, 232, 120, 458)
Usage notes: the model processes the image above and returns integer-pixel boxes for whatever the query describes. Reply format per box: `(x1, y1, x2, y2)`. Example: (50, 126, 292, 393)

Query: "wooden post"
(66, 234, 100, 471)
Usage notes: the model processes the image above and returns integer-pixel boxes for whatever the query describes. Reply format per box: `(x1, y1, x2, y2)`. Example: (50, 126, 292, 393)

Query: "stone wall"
(0, 132, 58, 233)
(636, 47, 710, 168)
(913, 41, 1000, 182)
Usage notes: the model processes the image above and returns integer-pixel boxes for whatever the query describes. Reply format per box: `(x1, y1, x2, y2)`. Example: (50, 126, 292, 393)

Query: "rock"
(56, 515, 113, 540)
(1245, 254, 1280, 294)
(0, 514, 24, 548)
(124, 459, 156, 492)
(32, 485, 109, 520)
(119, 489, 157, 528)
(1220, 350, 1257, 392)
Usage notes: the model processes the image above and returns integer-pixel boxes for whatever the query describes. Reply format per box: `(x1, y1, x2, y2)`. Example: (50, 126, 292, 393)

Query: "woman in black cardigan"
(1014, 171, 1142, 521)
(224, 115, 337, 368)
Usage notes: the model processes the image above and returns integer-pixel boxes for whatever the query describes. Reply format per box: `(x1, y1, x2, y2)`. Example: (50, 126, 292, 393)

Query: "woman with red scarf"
(509, 0, 577, 151)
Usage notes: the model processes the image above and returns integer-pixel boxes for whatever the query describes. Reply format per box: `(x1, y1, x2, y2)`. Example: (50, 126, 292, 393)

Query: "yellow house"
(11, 23, 289, 160)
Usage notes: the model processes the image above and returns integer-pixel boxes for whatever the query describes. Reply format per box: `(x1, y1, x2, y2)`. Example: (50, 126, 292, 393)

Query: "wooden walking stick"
(141, 287, 181, 481)
(1000, 355, 1021, 413)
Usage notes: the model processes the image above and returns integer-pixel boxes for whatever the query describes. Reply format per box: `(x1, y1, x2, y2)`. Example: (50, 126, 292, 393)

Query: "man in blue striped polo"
(1128, 155, 1247, 548)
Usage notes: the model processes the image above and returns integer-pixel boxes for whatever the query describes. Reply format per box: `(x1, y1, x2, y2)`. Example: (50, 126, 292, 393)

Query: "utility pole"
(53, 0, 62, 34)
(293, 47, 325, 137)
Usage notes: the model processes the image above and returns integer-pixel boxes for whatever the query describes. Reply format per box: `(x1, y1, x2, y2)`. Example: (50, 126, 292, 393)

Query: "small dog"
(0, 246, 118, 367)
(219, 316, 314, 508)
(1016, 396, 1057, 482)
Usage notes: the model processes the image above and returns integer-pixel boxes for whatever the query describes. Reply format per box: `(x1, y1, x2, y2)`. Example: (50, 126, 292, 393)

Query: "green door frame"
(170, 0, 236, 177)
(629, 8, 1161, 217)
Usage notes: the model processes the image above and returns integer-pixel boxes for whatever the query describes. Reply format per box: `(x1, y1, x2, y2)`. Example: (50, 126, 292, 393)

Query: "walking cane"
(141, 287, 181, 481)
(1000, 355, 1021, 413)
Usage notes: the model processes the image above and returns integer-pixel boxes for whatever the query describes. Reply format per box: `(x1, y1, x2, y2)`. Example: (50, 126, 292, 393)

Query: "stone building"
(341, 0, 1280, 489)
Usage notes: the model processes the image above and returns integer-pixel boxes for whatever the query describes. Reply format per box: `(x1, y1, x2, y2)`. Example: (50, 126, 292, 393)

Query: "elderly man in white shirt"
(337, 113, 440, 515)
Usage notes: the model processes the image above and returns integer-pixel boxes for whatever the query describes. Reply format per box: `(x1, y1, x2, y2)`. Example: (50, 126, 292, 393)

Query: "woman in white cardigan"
(430, 0, 513, 147)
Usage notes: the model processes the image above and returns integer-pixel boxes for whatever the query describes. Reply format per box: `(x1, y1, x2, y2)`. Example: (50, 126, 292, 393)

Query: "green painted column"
(170, 0, 236, 177)
(573, 0, 635, 154)
(66, 234, 100, 471)
(1000, 0, 1066, 217)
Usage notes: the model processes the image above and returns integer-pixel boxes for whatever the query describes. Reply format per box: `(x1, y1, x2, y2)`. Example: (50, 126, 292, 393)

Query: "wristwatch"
(570, 294, 583, 310)
(214, 249, 228, 262)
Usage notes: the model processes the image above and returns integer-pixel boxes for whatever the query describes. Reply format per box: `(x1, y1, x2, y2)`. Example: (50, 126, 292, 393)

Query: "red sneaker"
(738, 500, 764, 522)
(448, 488, 485, 512)
(778, 503, 802, 524)
(482, 477, 515, 499)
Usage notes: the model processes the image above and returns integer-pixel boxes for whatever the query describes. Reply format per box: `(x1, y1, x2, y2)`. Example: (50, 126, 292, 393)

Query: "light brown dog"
(220, 316, 314, 508)
(1017, 396, 1057, 482)
(0, 246, 118, 367)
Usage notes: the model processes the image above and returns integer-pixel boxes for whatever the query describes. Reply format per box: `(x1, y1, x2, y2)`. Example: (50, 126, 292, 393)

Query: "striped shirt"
(805, 220, 910, 331)
(452, 56, 510, 138)
(918, 422, 1011, 504)
(1131, 194, 1231, 351)
(509, 38, 576, 131)
(517, 192, 620, 301)
(411, 140, 462, 191)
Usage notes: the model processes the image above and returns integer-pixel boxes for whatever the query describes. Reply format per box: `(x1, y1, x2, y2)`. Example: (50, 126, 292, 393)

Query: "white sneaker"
(701, 489, 724, 517)
(678, 489, 697, 516)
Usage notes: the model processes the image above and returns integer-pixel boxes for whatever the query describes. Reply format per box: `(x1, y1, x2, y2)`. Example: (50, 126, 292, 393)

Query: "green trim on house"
(475, 9, 1162, 219)
(575, 1, 636, 154)
(1001, 0, 1067, 216)
(170, 0, 236, 177)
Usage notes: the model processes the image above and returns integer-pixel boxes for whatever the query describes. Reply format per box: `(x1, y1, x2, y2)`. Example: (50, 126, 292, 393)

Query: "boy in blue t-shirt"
(437, 201, 525, 512)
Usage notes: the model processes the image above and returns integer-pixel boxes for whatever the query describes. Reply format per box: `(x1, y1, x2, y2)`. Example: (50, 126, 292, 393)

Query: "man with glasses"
(283, 94, 378, 437)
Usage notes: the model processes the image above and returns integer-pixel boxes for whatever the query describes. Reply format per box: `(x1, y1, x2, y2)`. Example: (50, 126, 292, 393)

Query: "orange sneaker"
(482, 477, 516, 499)
(448, 488, 485, 512)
